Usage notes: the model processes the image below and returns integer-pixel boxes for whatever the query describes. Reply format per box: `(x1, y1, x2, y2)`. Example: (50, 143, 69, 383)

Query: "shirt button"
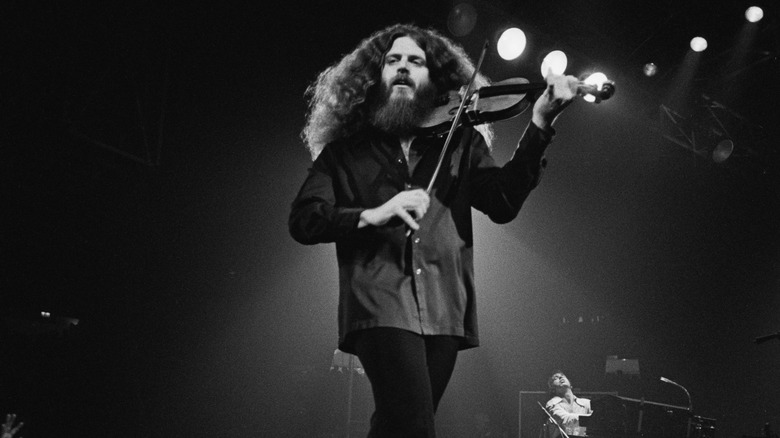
(414, 237, 420, 244)
(415, 268, 422, 275)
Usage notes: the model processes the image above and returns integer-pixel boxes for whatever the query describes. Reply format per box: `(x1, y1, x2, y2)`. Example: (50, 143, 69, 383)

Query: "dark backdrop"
(2, 1, 778, 437)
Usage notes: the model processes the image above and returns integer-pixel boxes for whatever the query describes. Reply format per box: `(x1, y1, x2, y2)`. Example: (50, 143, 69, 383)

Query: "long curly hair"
(301, 23, 493, 160)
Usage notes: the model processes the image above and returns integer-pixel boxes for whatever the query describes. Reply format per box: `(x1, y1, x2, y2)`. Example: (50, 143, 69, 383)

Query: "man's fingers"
(410, 197, 429, 222)
(396, 208, 420, 230)
(414, 203, 427, 221)
(398, 190, 428, 215)
(546, 75, 578, 101)
(373, 189, 429, 229)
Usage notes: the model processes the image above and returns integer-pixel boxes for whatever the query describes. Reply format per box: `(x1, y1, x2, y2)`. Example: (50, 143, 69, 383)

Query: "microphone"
(659, 376, 678, 386)
(660, 376, 693, 412)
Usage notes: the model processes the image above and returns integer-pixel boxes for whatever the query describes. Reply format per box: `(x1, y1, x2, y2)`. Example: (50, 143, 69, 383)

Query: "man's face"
(550, 373, 571, 391)
(369, 35, 436, 135)
(381, 36, 431, 102)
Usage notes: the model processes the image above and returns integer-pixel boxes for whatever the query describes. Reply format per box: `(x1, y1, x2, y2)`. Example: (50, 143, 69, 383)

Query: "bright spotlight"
(497, 28, 527, 60)
(643, 62, 658, 77)
(540, 50, 567, 78)
(745, 6, 763, 23)
(690, 37, 708, 52)
(582, 72, 608, 103)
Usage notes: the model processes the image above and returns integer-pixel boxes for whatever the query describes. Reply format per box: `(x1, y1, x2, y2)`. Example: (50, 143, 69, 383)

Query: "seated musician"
(544, 370, 592, 437)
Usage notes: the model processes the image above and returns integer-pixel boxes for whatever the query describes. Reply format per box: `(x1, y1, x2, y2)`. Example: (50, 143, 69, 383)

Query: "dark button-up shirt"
(289, 123, 551, 354)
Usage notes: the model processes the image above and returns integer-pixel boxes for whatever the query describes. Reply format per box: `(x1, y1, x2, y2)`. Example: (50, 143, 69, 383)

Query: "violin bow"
(424, 39, 490, 195)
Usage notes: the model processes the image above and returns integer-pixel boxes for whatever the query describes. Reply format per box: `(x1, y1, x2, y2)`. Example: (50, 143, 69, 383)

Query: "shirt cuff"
(531, 119, 556, 138)
(337, 208, 365, 235)
(515, 121, 554, 161)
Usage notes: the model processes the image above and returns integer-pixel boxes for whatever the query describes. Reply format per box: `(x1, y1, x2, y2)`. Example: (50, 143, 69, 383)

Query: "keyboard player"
(544, 371, 593, 437)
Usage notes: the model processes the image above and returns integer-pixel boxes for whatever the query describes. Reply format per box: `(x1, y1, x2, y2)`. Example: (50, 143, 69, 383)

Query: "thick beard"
(369, 82, 437, 136)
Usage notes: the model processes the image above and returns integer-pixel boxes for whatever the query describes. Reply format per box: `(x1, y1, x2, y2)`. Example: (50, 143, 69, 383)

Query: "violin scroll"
(579, 80, 615, 103)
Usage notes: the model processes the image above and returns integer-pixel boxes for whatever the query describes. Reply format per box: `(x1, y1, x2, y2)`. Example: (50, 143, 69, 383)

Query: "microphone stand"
(537, 401, 570, 438)
(660, 377, 693, 438)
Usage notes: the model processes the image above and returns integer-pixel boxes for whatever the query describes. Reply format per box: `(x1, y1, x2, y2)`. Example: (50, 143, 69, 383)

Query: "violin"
(415, 40, 616, 196)
(417, 77, 616, 136)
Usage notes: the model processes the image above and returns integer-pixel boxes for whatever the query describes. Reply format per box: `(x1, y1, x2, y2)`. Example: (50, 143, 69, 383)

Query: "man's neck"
(556, 388, 575, 403)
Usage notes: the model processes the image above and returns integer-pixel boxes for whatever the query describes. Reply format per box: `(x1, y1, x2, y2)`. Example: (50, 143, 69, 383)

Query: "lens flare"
(643, 62, 658, 77)
(447, 3, 478, 37)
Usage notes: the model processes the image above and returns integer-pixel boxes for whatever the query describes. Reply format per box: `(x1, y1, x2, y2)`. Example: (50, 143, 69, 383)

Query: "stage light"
(643, 62, 658, 77)
(582, 72, 608, 103)
(690, 37, 708, 52)
(745, 6, 763, 23)
(540, 50, 567, 78)
(497, 27, 527, 60)
(448, 3, 478, 37)
(712, 139, 734, 163)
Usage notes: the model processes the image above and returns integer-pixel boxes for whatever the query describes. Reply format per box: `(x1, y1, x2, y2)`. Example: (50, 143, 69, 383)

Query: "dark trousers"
(353, 327, 460, 438)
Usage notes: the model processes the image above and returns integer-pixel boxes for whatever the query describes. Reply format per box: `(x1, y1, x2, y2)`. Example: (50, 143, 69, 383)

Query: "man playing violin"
(289, 23, 579, 437)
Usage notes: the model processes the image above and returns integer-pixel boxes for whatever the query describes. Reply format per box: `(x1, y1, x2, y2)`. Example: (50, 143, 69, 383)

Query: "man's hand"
(532, 73, 579, 131)
(1, 414, 23, 438)
(358, 189, 430, 230)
